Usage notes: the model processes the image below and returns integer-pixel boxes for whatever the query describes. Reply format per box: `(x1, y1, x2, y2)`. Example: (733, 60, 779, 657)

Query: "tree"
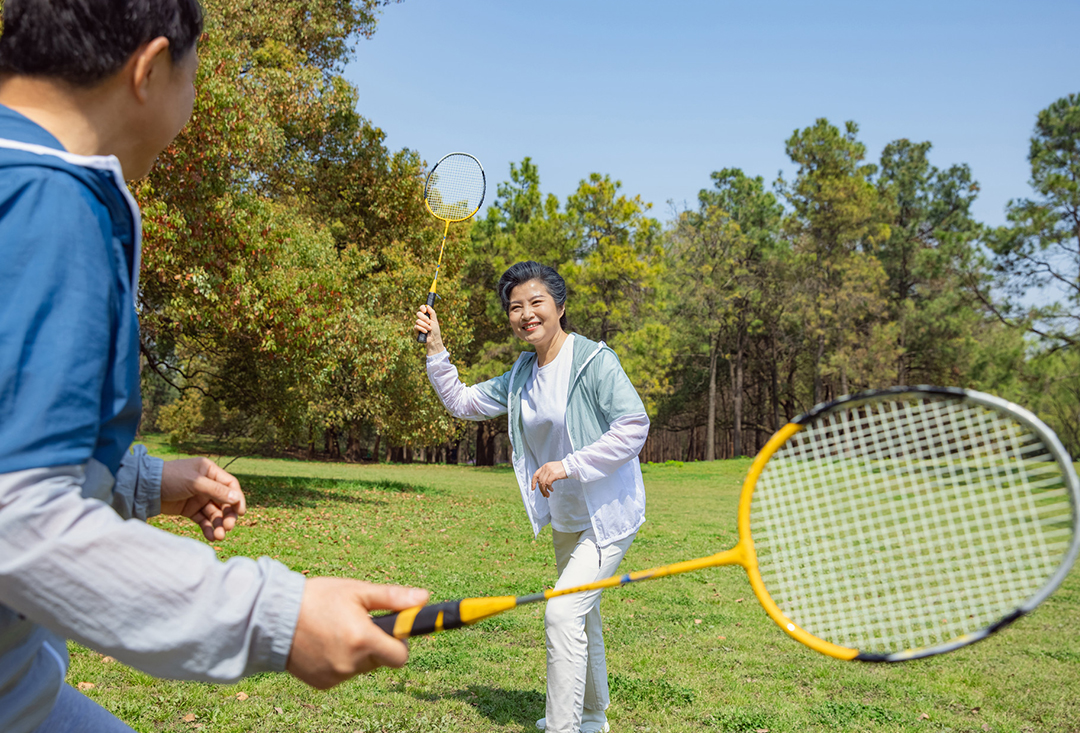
(874, 139, 984, 385)
(137, 0, 463, 459)
(561, 174, 670, 410)
(778, 119, 894, 404)
(985, 92, 1080, 348)
(670, 169, 783, 459)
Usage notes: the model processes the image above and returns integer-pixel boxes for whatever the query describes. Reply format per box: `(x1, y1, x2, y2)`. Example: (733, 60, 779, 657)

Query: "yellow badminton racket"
(415, 152, 485, 343)
(373, 387, 1079, 662)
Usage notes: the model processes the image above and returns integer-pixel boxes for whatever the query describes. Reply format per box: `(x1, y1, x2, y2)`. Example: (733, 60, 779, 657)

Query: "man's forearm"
(0, 465, 304, 682)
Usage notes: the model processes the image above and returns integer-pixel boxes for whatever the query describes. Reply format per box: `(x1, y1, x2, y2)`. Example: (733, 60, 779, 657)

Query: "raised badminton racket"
(374, 386, 1079, 662)
(415, 152, 485, 343)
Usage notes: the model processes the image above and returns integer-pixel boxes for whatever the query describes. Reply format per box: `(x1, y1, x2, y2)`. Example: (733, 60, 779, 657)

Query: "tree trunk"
(813, 332, 826, 405)
(372, 434, 381, 463)
(325, 426, 341, 460)
(476, 420, 497, 466)
(732, 333, 744, 458)
(706, 331, 719, 461)
(345, 426, 363, 462)
(770, 335, 781, 431)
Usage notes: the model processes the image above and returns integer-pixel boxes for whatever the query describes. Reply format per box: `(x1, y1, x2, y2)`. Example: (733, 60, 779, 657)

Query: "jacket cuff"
(113, 444, 163, 520)
(135, 452, 163, 519)
(254, 560, 307, 673)
(561, 457, 576, 480)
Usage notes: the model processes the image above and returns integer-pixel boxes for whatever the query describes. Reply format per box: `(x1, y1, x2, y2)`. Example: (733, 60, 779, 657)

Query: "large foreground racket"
(374, 387, 1079, 662)
(415, 152, 485, 343)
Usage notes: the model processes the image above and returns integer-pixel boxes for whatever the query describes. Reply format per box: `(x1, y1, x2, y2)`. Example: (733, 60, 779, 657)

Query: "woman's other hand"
(531, 460, 568, 498)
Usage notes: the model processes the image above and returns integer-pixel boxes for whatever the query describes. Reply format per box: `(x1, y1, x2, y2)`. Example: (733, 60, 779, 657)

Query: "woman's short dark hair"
(0, 0, 204, 87)
(497, 261, 569, 331)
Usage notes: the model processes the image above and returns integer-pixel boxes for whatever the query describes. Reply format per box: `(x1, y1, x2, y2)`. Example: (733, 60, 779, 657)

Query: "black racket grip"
(416, 291, 437, 343)
(372, 599, 464, 639)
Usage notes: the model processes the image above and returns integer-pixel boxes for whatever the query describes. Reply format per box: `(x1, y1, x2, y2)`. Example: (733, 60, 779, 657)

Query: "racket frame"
(746, 386, 1080, 662)
(422, 152, 486, 223)
(416, 153, 485, 343)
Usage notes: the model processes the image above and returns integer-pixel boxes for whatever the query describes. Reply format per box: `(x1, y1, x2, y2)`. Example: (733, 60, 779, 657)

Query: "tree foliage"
(117, 4, 1076, 461)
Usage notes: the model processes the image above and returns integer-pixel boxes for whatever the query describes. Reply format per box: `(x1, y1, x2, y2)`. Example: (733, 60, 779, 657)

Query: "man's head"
(0, 0, 203, 87)
(0, 0, 203, 178)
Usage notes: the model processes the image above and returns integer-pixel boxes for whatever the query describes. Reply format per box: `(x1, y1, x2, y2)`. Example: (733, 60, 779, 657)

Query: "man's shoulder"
(0, 164, 109, 239)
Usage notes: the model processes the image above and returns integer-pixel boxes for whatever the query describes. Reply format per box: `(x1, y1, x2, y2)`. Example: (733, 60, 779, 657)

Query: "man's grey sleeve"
(0, 465, 305, 682)
(112, 444, 163, 520)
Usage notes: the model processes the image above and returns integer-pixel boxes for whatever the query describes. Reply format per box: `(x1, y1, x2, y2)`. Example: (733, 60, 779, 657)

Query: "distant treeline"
(136, 0, 1080, 462)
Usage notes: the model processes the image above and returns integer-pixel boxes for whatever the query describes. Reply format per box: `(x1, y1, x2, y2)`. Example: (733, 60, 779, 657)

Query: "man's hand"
(160, 457, 246, 541)
(286, 578, 429, 689)
(531, 460, 568, 498)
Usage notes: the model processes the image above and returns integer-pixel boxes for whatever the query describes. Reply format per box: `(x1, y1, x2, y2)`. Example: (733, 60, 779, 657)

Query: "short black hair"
(0, 0, 203, 87)
(497, 261, 570, 331)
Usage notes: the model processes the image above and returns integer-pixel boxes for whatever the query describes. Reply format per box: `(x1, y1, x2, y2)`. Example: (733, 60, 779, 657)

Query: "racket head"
(423, 152, 486, 222)
(738, 386, 1079, 662)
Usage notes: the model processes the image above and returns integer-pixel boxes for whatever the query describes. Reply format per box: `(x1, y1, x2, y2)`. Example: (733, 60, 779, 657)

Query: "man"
(0, 1, 427, 730)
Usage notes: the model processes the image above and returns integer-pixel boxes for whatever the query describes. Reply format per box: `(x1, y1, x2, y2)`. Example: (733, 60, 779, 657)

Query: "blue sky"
(344, 0, 1079, 227)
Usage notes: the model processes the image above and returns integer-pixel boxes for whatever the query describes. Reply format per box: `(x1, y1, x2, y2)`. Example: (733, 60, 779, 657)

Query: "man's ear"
(130, 37, 172, 103)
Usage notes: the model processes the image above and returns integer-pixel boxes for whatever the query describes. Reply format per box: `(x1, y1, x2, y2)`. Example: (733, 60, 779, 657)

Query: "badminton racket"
(415, 152, 485, 343)
(373, 386, 1079, 662)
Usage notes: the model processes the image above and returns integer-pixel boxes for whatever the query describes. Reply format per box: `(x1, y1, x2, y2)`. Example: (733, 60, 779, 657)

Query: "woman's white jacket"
(426, 335, 648, 547)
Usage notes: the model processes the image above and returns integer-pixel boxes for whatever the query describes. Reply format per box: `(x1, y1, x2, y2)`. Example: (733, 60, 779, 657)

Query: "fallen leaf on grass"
(735, 598, 745, 603)
(76, 682, 95, 691)
(755, 728, 769, 732)
(181, 713, 196, 722)
(274, 707, 284, 714)
(235, 692, 249, 701)
(718, 636, 727, 640)
(920, 713, 931, 720)
(694, 619, 703, 624)
(101, 656, 115, 664)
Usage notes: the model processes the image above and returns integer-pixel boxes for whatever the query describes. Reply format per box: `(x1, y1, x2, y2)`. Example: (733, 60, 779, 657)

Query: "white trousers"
(544, 527, 636, 733)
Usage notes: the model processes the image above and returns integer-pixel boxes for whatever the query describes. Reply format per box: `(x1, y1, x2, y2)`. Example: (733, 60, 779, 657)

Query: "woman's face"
(507, 279, 565, 346)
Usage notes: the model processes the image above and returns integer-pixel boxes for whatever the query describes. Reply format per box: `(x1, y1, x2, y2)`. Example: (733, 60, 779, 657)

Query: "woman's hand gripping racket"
(373, 387, 1079, 662)
(415, 152, 485, 343)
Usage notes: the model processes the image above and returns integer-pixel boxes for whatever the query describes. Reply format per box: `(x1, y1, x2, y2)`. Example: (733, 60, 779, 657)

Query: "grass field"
(67, 436, 1080, 732)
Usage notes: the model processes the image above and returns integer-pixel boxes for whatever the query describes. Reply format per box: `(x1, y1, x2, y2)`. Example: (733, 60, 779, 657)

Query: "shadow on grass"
(410, 685, 544, 728)
(235, 474, 444, 509)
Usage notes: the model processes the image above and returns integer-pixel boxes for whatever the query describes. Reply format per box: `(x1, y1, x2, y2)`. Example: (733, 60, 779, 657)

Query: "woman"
(415, 261, 648, 733)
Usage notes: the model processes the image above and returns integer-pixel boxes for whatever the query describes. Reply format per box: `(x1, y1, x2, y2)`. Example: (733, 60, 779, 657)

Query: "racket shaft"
(544, 549, 742, 600)
(416, 291, 437, 343)
(372, 549, 743, 640)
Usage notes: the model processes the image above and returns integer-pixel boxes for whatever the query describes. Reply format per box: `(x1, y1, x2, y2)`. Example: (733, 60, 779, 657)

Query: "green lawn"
(67, 437, 1080, 732)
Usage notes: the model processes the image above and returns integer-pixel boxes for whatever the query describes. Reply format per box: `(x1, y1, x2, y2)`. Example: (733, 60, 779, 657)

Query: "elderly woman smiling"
(415, 261, 648, 733)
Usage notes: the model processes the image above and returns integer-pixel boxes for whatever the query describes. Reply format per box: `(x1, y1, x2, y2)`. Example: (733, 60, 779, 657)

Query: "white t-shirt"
(520, 334, 591, 532)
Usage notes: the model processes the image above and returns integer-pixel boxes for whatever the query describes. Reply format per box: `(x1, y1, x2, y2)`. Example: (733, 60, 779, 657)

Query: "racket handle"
(372, 596, 518, 639)
(416, 291, 437, 343)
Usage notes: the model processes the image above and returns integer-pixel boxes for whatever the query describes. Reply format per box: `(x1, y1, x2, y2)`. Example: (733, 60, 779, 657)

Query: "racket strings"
(751, 397, 1074, 655)
(424, 154, 485, 222)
